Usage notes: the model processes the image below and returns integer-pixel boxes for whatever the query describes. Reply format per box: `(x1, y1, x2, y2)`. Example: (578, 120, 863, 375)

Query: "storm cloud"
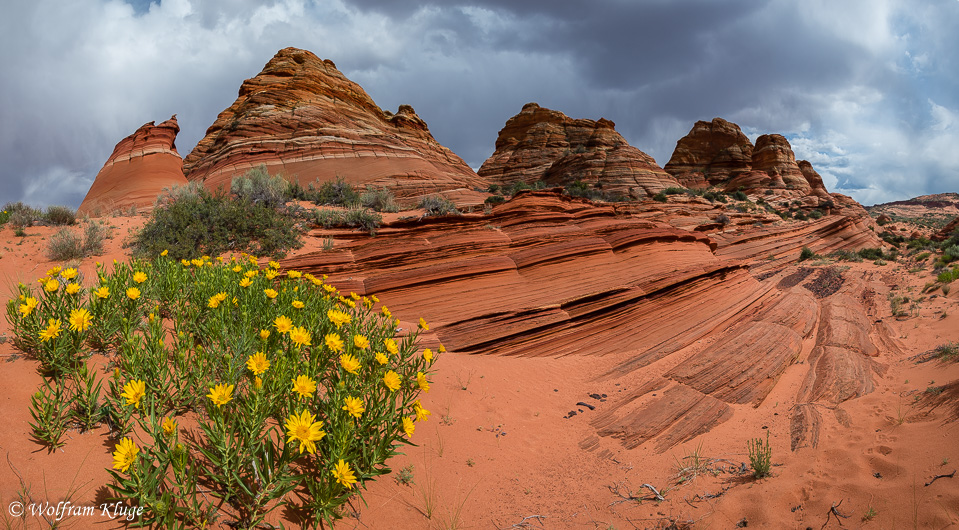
(2, 0, 958, 207)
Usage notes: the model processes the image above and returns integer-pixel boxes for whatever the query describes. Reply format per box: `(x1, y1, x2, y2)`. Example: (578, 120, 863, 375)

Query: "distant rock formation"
(934, 216, 959, 242)
(477, 103, 680, 199)
(183, 47, 485, 199)
(664, 118, 829, 198)
(77, 116, 186, 215)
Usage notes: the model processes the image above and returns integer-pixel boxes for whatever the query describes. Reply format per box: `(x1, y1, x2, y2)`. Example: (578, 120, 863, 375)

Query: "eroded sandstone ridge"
(78, 116, 186, 215)
(664, 117, 829, 198)
(183, 47, 485, 199)
(478, 103, 680, 199)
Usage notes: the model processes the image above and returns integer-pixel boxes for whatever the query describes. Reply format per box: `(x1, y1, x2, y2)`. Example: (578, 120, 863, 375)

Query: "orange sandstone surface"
(77, 116, 187, 215)
(3, 191, 957, 528)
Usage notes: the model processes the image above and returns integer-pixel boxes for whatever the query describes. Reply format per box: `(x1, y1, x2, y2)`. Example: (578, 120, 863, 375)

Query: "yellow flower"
(274, 315, 293, 334)
(46, 266, 62, 277)
(122, 379, 146, 409)
(265, 269, 279, 280)
(233, 265, 243, 273)
(61, 268, 78, 280)
(292, 300, 304, 309)
(65, 283, 80, 295)
(44, 279, 59, 293)
(342, 396, 365, 419)
(381, 305, 392, 319)
(291, 375, 317, 399)
(289, 326, 312, 348)
(161, 249, 169, 257)
(162, 417, 177, 437)
(239, 277, 252, 288)
(340, 298, 356, 309)
(112, 437, 138, 473)
(326, 332, 344, 352)
(244, 270, 259, 278)
(353, 334, 370, 350)
(288, 270, 302, 279)
(332, 459, 357, 489)
(260, 329, 271, 340)
(285, 409, 326, 454)
(68, 308, 93, 333)
(336, 352, 359, 374)
(375, 352, 388, 365)
(18, 297, 38, 317)
(268, 260, 280, 269)
(181, 259, 190, 267)
(94, 286, 109, 299)
(402, 417, 415, 439)
(191, 259, 203, 267)
(370, 295, 379, 303)
(350, 292, 360, 301)
(207, 383, 234, 408)
(126, 287, 141, 300)
(310, 276, 323, 287)
(323, 284, 336, 294)
(417, 372, 430, 392)
(208, 295, 222, 308)
(264, 288, 278, 299)
(254, 376, 263, 389)
(248, 255, 258, 266)
(327, 309, 351, 329)
(439, 344, 447, 353)
(423, 348, 433, 363)
(246, 352, 270, 375)
(418, 317, 429, 331)
(383, 370, 401, 392)
(414, 401, 431, 422)
(384, 338, 399, 356)
(39, 318, 62, 342)
(133, 272, 147, 284)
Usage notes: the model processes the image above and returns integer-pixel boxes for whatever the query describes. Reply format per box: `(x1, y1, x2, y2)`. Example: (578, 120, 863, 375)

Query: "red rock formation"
(934, 216, 959, 241)
(183, 48, 485, 201)
(477, 103, 679, 199)
(664, 118, 831, 199)
(278, 190, 886, 453)
(77, 116, 187, 215)
(663, 117, 753, 188)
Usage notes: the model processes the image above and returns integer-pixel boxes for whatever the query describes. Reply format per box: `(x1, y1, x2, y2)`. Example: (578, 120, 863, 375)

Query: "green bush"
(484, 195, 506, 206)
(747, 431, 772, 479)
(702, 191, 728, 203)
(360, 186, 399, 213)
(652, 192, 668, 203)
(934, 343, 958, 361)
(944, 245, 959, 263)
(663, 187, 686, 195)
(731, 191, 748, 201)
(486, 184, 500, 194)
(311, 178, 361, 207)
(419, 195, 460, 217)
(858, 248, 893, 261)
(0, 208, 9, 225)
(314, 208, 382, 235)
(44, 206, 77, 226)
(230, 165, 290, 209)
(829, 249, 863, 262)
(46, 229, 84, 261)
(799, 247, 816, 261)
(809, 210, 823, 220)
(134, 184, 304, 260)
(504, 181, 532, 196)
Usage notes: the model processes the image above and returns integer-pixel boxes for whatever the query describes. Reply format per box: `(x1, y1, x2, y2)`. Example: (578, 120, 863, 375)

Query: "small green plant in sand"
(6, 254, 439, 528)
(747, 431, 772, 478)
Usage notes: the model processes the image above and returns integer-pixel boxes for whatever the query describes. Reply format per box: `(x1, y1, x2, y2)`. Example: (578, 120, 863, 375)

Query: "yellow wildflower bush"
(5, 253, 437, 529)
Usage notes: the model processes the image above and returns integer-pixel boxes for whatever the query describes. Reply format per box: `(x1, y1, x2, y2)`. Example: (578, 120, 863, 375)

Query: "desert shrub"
(933, 343, 958, 361)
(916, 252, 932, 261)
(663, 187, 686, 195)
(565, 180, 591, 198)
(0, 209, 9, 225)
(652, 192, 668, 203)
(747, 431, 772, 478)
(360, 186, 399, 213)
(794, 211, 809, 221)
(312, 177, 361, 207)
(764, 189, 774, 195)
(133, 185, 303, 260)
(484, 195, 506, 206)
(943, 245, 959, 264)
(46, 228, 84, 261)
(809, 210, 823, 220)
(419, 195, 460, 217)
(9, 209, 37, 229)
(829, 249, 863, 262)
(486, 184, 500, 194)
(715, 213, 731, 225)
(938, 266, 959, 284)
(315, 208, 382, 235)
(230, 165, 290, 209)
(83, 220, 112, 256)
(799, 247, 817, 262)
(44, 205, 77, 226)
(315, 209, 345, 229)
(857, 247, 893, 261)
(532, 180, 548, 190)
(504, 181, 532, 196)
(5, 256, 436, 527)
(732, 190, 748, 201)
(702, 191, 728, 203)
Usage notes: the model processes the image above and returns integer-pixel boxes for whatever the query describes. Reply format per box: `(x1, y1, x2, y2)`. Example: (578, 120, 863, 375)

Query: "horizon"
(3, 0, 958, 209)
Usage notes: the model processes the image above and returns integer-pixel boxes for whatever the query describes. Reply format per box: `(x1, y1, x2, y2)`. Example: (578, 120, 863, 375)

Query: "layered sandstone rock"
(664, 118, 829, 198)
(477, 103, 679, 199)
(77, 116, 186, 215)
(183, 48, 485, 200)
(934, 216, 959, 241)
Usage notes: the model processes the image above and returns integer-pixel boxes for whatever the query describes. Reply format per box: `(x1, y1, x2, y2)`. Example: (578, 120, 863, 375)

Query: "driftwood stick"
(925, 470, 956, 486)
(640, 483, 665, 501)
(820, 499, 850, 530)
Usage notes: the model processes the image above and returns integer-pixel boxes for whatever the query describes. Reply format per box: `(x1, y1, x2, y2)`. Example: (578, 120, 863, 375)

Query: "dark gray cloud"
(1, 0, 958, 209)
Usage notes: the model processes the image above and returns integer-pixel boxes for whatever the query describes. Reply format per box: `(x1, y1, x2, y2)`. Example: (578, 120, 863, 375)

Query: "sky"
(2, 0, 958, 208)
